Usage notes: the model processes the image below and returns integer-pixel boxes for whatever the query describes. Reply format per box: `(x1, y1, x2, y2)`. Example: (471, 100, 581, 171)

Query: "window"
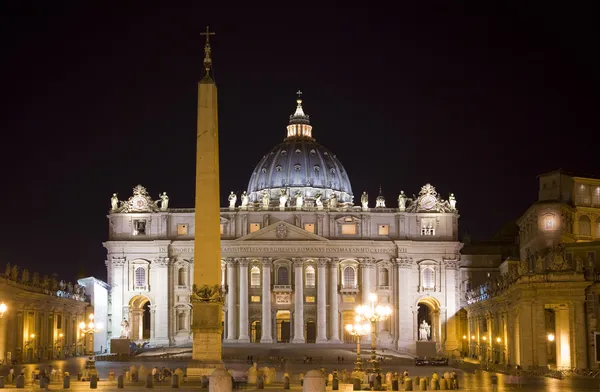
(178, 313, 186, 331)
(342, 224, 356, 235)
(593, 187, 600, 206)
(379, 268, 389, 286)
(178, 267, 187, 286)
(588, 252, 597, 264)
(249, 223, 261, 233)
(422, 268, 435, 289)
(133, 220, 146, 235)
(135, 266, 146, 287)
(543, 214, 555, 230)
(177, 224, 188, 235)
(305, 266, 315, 287)
(343, 266, 355, 288)
(305, 296, 315, 303)
(250, 266, 261, 287)
(57, 314, 62, 329)
(277, 266, 289, 285)
(421, 219, 435, 235)
(576, 184, 591, 205)
(378, 225, 389, 235)
(251, 296, 261, 303)
(579, 215, 591, 236)
(304, 223, 315, 233)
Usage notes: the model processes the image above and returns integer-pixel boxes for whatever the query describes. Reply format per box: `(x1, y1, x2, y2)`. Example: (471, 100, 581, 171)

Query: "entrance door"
(306, 321, 316, 343)
(251, 321, 262, 343)
(276, 310, 291, 343)
(342, 311, 356, 343)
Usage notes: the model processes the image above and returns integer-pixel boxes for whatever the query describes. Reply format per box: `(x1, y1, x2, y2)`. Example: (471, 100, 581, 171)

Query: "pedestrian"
(491, 374, 498, 392)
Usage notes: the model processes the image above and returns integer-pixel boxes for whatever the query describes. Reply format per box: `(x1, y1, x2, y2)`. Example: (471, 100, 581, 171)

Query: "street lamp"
(55, 333, 64, 359)
(0, 302, 7, 318)
(345, 316, 371, 374)
(355, 293, 392, 373)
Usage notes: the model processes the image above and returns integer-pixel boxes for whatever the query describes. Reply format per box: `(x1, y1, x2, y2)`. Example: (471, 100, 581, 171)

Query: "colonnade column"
(555, 304, 571, 369)
(329, 259, 341, 343)
(292, 258, 305, 343)
(361, 258, 373, 343)
(225, 258, 237, 342)
(316, 258, 328, 343)
(237, 258, 250, 342)
(260, 258, 273, 343)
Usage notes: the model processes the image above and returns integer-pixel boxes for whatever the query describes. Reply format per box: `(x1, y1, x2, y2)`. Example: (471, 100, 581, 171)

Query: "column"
(361, 259, 373, 343)
(396, 259, 413, 352)
(225, 258, 237, 342)
(261, 258, 273, 343)
(412, 310, 419, 342)
(150, 305, 156, 339)
(238, 258, 250, 342)
(555, 305, 571, 369)
(316, 258, 328, 343)
(573, 300, 588, 370)
(329, 259, 341, 343)
(292, 258, 305, 343)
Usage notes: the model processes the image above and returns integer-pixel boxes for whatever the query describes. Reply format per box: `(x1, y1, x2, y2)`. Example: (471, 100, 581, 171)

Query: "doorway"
(276, 311, 291, 343)
(251, 321, 262, 343)
(306, 320, 316, 343)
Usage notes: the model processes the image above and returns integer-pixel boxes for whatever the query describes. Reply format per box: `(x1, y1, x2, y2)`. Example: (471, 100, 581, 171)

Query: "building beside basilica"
(104, 97, 464, 354)
(464, 171, 600, 370)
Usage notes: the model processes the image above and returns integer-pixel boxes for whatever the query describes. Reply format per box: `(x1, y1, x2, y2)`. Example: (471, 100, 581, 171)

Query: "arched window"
(277, 266, 289, 285)
(178, 312, 186, 331)
(379, 268, 389, 286)
(250, 266, 261, 287)
(178, 267, 187, 286)
(305, 266, 315, 287)
(135, 266, 146, 287)
(579, 215, 591, 237)
(422, 268, 435, 289)
(343, 266, 355, 288)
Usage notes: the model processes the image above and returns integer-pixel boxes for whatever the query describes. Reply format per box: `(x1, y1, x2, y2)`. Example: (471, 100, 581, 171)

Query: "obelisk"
(191, 26, 223, 365)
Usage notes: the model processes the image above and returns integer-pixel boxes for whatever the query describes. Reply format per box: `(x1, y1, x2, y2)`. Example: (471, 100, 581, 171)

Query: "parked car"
(429, 357, 449, 366)
(415, 357, 429, 366)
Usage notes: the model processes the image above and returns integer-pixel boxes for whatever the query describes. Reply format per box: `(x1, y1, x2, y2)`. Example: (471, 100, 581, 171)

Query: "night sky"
(1, 4, 596, 283)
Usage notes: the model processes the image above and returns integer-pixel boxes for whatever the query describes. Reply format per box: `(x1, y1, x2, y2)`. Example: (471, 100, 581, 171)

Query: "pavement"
(0, 344, 599, 391)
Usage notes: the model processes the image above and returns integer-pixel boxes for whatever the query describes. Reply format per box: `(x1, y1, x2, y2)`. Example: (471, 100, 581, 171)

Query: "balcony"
(339, 284, 359, 294)
(273, 284, 292, 292)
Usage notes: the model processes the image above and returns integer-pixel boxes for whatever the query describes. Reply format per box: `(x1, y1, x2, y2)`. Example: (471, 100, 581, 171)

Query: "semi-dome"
(246, 94, 353, 207)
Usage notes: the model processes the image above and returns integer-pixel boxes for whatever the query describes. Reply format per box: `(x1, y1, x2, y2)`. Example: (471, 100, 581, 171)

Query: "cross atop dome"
(287, 92, 312, 139)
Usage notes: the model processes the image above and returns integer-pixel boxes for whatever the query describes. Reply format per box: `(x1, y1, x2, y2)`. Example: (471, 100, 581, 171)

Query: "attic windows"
(261, 168, 267, 173)
(341, 224, 357, 235)
(295, 149, 301, 155)
(310, 149, 316, 156)
(314, 165, 320, 172)
(133, 220, 146, 236)
(330, 168, 336, 174)
(420, 218, 435, 236)
(276, 165, 283, 172)
(249, 223, 261, 233)
(281, 150, 287, 156)
(295, 164, 301, 171)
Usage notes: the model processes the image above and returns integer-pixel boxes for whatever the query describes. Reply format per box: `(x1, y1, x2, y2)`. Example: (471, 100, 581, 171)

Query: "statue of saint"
(111, 193, 119, 211)
(120, 319, 131, 339)
(535, 256, 544, 273)
(398, 191, 407, 211)
(419, 320, 431, 341)
(448, 193, 457, 210)
(329, 193, 338, 208)
(361, 191, 369, 210)
(315, 193, 323, 209)
(279, 189, 289, 208)
(240, 191, 249, 209)
(295, 191, 304, 209)
(228, 191, 237, 209)
(159, 192, 169, 211)
(262, 190, 270, 209)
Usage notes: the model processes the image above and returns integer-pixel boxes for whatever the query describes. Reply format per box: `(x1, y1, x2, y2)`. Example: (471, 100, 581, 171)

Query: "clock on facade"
(132, 196, 148, 210)
(420, 195, 436, 210)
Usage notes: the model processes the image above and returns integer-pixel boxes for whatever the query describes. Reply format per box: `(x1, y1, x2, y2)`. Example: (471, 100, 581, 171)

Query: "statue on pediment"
(361, 191, 369, 210)
(10, 265, 18, 281)
(111, 193, 119, 211)
(329, 193, 338, 208)
(295, 191, 303, 209)
(32, 272, 40, 287)
(120, 319, 131, 339)
(279, 189, 289, 209)
(262, 190, 270, 209)
(240, 191, 249, 209)
(159, 192, 169, 211)
(398, 191, 407, 211)
(21, 268, 29, 284)
(315, 193, 323, 209)
(419, 320, 431, 341)
(228, 191, 237, 209)
(67, 282, 73, 293)
(449, 193, 457, 210)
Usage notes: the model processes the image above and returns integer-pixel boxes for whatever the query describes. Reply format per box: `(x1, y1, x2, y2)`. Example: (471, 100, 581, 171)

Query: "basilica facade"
(104, 97, 463, 354)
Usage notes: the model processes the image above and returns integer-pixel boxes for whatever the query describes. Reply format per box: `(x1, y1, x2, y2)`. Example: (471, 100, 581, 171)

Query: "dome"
(246, 95, 353, 207)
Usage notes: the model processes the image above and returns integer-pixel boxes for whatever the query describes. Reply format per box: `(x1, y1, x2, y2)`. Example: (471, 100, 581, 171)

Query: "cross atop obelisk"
(200, 26, 216, 78)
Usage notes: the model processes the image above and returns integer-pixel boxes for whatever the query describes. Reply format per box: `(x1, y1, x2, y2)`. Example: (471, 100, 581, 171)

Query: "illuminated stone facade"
(0, 270, 92, 364)
(104, 98, 463, 354)
(464, 171, 600, 370)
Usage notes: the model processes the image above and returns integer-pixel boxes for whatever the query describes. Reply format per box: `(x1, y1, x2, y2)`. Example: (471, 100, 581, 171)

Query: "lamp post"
(79, 314, 96, 355)
(345, 317, 370, 374)
(355, 293, 392, 373)
(55, 333, 64, 359)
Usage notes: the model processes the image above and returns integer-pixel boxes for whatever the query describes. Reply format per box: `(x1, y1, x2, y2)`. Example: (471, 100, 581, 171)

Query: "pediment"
(334, 215, 362, 224)
(236, 221, 328, 242)
(220, 216, 230, 223)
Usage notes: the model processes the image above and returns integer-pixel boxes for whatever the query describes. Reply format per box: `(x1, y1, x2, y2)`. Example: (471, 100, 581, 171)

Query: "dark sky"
(1, 4, 596, 283)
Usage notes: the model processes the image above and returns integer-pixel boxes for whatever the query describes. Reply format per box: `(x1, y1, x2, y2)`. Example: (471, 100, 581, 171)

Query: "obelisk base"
(188, 302, 224, 380)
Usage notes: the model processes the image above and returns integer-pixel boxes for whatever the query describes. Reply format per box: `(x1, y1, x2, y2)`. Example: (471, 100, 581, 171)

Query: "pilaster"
(291, 258, 305, 343)
(237, 258, 250, 342)
(225, 258, 237, 342)
(316, 258, 329, 343)
(329, 258, 341, 343)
